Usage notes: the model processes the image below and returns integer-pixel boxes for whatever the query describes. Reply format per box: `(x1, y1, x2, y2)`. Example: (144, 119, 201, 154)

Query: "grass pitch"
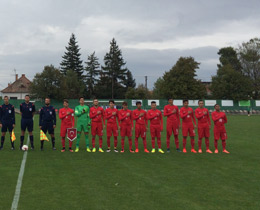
(0, 115, 259, 210)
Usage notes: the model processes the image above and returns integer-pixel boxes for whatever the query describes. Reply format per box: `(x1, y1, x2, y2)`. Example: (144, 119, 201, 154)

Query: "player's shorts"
(182, 124, 195, 137)
(166, 123, 179, 136)
(150, 125, 161, 138)
(135, 124, 146, 138)
(198, 126, 210, 139)
(214, 127, 227, 140)
(91, 122, 103, 136)
(1, 122, 13, 132)
(21, 118, 33, 132)
(41, 122, 54, 134)
(77, 123, 89, 133)
(60, 125, 72, 137)
(120, 125, 132, 137)
(107, 123, 118, 137)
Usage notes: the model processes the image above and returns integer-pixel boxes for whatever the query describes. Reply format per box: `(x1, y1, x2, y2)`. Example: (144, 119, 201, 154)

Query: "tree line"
(30, 34, 260, 100)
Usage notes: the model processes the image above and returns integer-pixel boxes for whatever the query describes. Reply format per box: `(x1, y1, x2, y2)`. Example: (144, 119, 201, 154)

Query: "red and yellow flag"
(11, 130, 16, 142)
(40, 130, 49, 141)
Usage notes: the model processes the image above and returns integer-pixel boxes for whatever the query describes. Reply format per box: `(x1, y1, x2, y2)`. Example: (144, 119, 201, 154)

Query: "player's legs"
(112, 124, 118, 152)
(120, 126, 126, 152)
(150, 126, 156, 152)
(28, 119, 34, 149)
(41, 124, 48, 150)
(221, 132, 229, 153)
(127, 126, 133, 152)
(134, 125, 141, 152)
(166, 123, 172, 150)
(189, 127, 196, 153)
(91, 123, 97, 149)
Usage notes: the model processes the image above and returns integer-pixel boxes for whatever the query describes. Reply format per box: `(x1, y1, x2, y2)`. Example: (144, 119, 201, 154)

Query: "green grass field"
(0, 114, 259, 210)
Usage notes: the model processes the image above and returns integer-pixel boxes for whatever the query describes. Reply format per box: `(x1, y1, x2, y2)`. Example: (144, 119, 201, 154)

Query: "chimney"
(16, 74, 18, 81)
(22, 74, 25, 77)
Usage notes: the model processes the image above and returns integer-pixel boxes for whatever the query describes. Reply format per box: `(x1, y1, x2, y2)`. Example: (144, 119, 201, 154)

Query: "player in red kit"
(164, 98, 181, 153)
(211, 104, 229, 154)
(147, 101, 164, 153)
(132, 101, 149, 153)
(180, 100, 197, 153)
(105, 100, 119, 152)
(118, 102, 134, 153)
(89, 99, 105, 153)
(195, 100, 212, 153)
(59, 99, 75, 152)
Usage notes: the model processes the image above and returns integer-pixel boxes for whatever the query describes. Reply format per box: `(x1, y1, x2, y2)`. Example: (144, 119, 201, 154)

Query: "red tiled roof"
(1, 74, 31, 93)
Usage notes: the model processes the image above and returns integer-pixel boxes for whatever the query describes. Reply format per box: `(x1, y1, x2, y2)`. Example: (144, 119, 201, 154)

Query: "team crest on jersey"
(50, 111, 52, 115)
(29, 108, 32, 111)
(9, 110, 12, 113)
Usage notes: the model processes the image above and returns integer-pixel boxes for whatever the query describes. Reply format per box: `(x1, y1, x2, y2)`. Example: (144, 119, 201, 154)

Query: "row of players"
(0, 95, 229, 154)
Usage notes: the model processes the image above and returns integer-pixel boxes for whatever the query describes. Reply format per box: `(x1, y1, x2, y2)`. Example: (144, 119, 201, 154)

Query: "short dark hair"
(109, 100, 115, 104)
(136, 101, 142, 105)
(4, 96, 8, 99)
(214, 104, 219, 108)
(168, 98, 173, 101)
(183, 99, 188, 103)
(198, 99, 203, 103)
(122, 101, 128, 106)
(79, 97, 84, 100)
(151, 101, 156, 104)
(63, 99, 69, 103)
(25, 95, 30, 98)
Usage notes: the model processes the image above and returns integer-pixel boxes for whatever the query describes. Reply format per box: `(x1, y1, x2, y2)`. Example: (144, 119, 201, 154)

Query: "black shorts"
(1, 123, 13, 132)
(21, 118, 33, 132)
(41, 122, 54, 134)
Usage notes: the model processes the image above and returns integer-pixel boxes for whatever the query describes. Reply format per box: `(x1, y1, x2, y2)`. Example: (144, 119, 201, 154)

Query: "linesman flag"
(40, 130, 49, 141)
(11, 130, 16, 142)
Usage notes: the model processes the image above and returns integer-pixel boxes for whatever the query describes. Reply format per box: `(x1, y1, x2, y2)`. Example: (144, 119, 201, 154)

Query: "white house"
(1, 74, 31, 99)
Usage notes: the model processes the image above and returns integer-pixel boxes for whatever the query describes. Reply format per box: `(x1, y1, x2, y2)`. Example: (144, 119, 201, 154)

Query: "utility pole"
(145, 76, 147, 90)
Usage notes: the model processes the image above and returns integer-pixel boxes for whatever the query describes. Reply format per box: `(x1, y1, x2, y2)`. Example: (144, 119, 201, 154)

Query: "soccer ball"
(22, 145, 29, 151)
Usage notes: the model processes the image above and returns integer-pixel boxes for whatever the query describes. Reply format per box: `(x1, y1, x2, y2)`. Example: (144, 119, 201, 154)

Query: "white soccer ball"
(22, 145, 29, 151)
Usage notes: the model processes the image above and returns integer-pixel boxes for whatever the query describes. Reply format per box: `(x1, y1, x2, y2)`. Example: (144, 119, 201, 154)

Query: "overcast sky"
(0, 0, 260, 90)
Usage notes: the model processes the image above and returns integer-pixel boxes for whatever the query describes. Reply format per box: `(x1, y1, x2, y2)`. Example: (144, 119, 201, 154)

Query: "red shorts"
(135, 124, 146, 138)
(150, 125, 161, 138)
(166, 123, 179, 136)
(182, 124, 195, 137)
(214, 127, 227, 140)
(198, 126, 210, 138)
(120, 125, 132, 137)
(107, 123, 118, 137)
(60, 124, 72, 137)
(91, 122, 103, 136)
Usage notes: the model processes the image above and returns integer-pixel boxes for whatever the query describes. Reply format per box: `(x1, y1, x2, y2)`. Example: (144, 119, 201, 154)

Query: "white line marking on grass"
(11, 136, 30, 210)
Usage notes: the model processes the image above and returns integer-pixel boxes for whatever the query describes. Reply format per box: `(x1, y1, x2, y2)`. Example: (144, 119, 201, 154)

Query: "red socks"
(183, 138, 187, 149)
(222, 140, 226, 150)
(92, 137, 95, 148)
(107, 136, 111, 148)
(198, 138, 202, 150)
(205, 138, 209, 150)
(151, 137, 155, 148)
(157, 137, 161, 149)
(214, 140, 218, 150)
(191, 138, 195, 149)
(99, 137, 102, 148)
(121, 138, 125, 150)
(61, 137, 65, 148)
(174, 135, 179, 149)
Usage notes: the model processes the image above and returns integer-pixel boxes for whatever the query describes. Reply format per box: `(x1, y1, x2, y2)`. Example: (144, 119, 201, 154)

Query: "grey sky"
(0, 0, 260, 90)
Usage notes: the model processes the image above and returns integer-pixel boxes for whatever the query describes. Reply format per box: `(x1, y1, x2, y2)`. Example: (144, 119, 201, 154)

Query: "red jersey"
(132, 109, 147, 126)
(195, 108, 211, 127)
(147, 109, 163, 129)
(163, 104, 180, 125)
(211, 111, 227, 128)
(180, 107, 196, 126)
(118, 109, 133, 127)
(59, 108, 75, 127)
(90, 106, 105, 124)
(105, 108, 118, 124)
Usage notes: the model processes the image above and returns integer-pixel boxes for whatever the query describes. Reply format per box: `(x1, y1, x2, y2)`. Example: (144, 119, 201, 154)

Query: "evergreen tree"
(101, 38, 128, 98)
(124, 69, 136, 89)
(60, 33, 84, 79)
(85, 52, 100, 98)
